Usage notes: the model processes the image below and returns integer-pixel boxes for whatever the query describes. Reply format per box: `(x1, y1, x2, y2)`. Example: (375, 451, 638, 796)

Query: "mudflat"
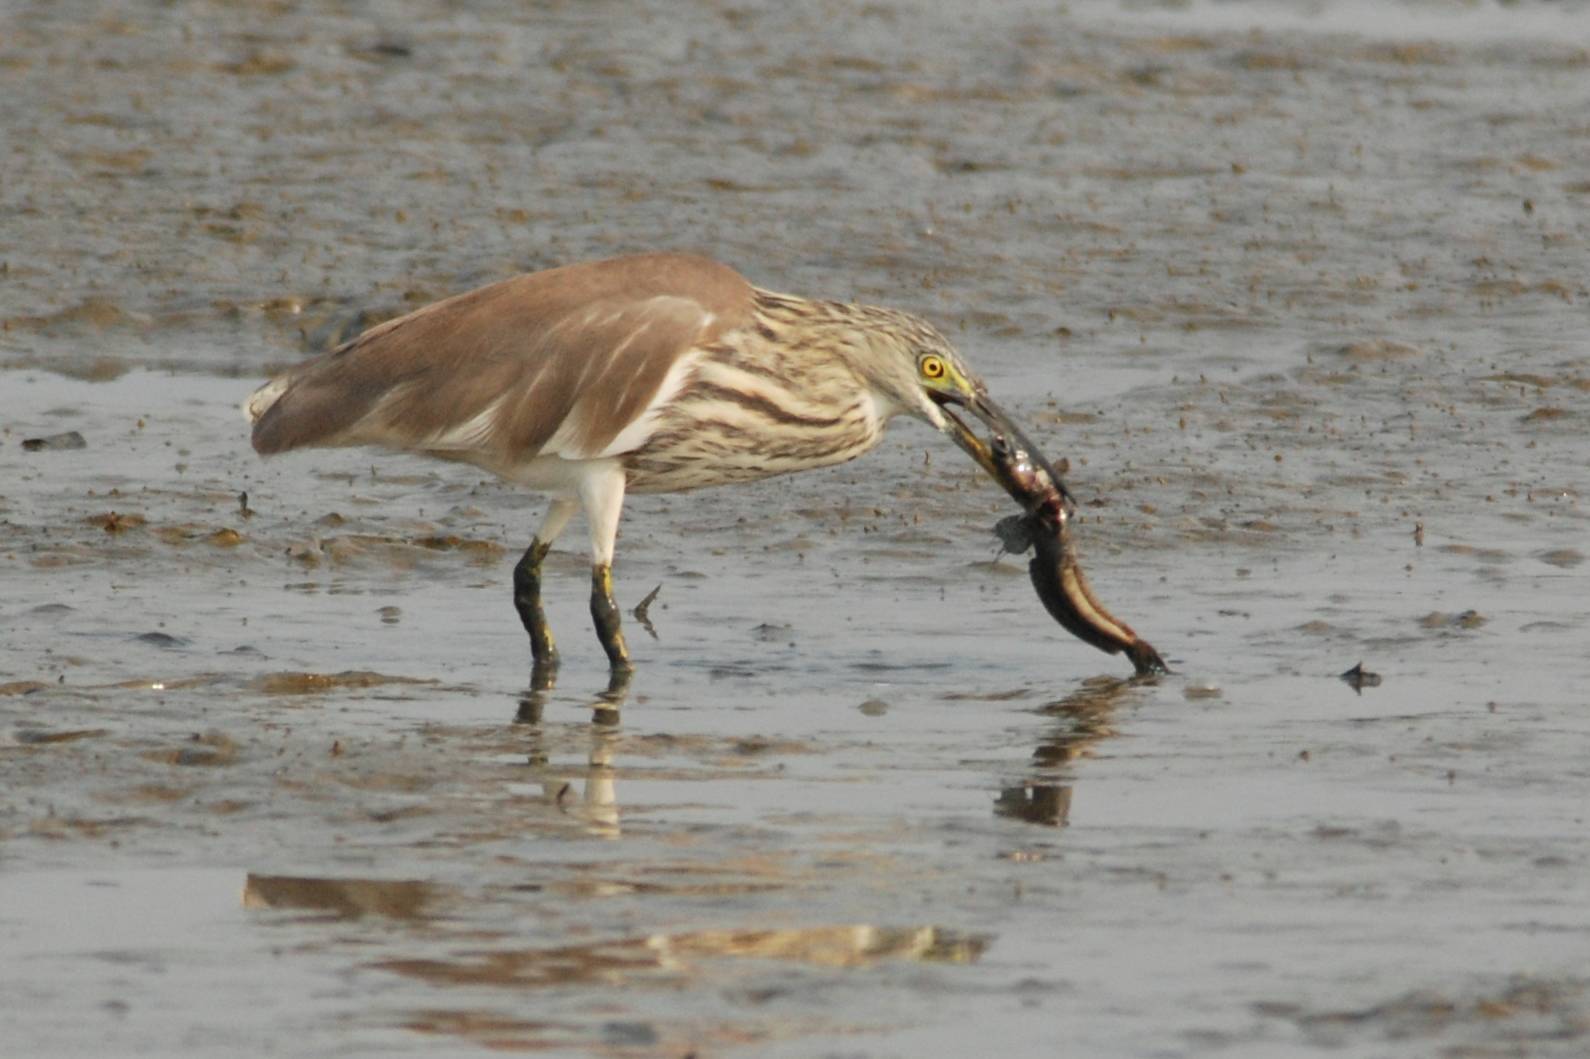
(3, 2, 1587, 1055)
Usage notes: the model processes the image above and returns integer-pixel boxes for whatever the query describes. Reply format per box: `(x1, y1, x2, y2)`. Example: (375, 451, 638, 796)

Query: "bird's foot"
(529, 657, 560, 694)
(592, 666, 633, 726)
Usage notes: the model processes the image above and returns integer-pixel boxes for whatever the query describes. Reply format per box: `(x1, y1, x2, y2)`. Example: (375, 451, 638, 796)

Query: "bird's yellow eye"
(920, 355, 947, 381)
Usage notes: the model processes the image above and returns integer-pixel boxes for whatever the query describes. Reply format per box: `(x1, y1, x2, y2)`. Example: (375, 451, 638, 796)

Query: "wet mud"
(4, 1, 1589, 1056)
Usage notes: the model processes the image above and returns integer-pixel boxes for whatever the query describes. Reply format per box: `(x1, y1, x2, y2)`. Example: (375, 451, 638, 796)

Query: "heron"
(246, 252, 1067, 677)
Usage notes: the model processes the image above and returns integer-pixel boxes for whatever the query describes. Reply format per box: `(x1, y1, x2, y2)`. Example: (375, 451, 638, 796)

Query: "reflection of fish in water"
(990, 434, 1167, 677)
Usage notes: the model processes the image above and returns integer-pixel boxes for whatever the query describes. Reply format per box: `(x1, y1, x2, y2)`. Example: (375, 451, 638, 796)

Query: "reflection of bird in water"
(514, 673, 630, 837)
(994, 678, 1137, 827)
(379, 923, 987, 991)
(246, 252, 1059, 681)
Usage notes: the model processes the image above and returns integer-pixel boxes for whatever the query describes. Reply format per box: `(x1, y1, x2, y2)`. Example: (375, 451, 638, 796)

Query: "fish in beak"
(933, 387, 1168, 677)
(933, 387, 1076, 511)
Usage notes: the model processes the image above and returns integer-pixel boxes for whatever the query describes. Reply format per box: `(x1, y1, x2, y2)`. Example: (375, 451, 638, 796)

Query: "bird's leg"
(577, 462, 632, 674)
(590, 563, 633, 672)
(515, 498, 577, 682)
(514, 538, 559, 673)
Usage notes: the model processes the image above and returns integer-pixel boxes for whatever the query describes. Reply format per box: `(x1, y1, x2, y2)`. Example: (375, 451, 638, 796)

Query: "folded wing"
(247, 252, 753, 464)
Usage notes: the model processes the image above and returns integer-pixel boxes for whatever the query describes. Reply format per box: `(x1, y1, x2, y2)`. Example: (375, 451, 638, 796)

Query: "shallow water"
(3, 1, 1588, 1056)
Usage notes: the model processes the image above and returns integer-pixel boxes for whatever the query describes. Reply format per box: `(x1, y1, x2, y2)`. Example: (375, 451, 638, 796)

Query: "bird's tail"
(242, 376, 290, 427)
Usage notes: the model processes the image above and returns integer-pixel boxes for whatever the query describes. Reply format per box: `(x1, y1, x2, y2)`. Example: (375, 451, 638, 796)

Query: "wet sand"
(3, 1, 1588, 1055)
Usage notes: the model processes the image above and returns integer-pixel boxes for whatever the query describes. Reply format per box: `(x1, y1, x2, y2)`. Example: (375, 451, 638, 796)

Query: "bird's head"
(860, 308, 1070, 510)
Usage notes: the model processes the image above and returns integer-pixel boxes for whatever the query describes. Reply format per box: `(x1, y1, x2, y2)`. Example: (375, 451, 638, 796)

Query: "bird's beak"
(933, 388, 1074, 510)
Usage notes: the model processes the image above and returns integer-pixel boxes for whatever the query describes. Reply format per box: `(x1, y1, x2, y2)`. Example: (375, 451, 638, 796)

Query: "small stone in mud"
(287, 539, 323, 565)
(1536, 548, 1583, 568)
(1419, 610, 1486, 630)
(251, 669, 434, 694)
(1333, 339, 1421, 361)
(602, 1022, 658, 1046)
(16, 727, 108, 745)
(146, 731, 238, 767)
(857, 698, 890, 716)
(1182, 681, 1222, 701)
(21, 431, 87, 451)
(86, 511, 146, 533)
(30, 603, 74, 616)
(136, 631, 187, 648)
(1340, 662, 1382, 692)
(377, 605, 402, 624)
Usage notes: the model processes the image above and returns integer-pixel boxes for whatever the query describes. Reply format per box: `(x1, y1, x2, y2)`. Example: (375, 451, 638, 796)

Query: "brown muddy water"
(3, 1, 1589, 1055)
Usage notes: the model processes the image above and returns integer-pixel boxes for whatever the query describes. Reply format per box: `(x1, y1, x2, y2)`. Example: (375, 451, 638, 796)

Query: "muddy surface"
(3, 1, 1589, 1055)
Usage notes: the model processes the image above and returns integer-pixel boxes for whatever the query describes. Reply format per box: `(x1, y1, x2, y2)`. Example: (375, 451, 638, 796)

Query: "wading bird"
(246, 252, 1072, 678)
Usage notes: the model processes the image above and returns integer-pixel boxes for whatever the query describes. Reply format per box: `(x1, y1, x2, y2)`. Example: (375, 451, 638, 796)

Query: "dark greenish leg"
(513, 538, 558, 676)
(589, 563, 632, 672)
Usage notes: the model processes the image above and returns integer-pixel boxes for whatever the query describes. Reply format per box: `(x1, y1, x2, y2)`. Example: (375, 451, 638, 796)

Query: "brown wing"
(249, 252, 753, 461)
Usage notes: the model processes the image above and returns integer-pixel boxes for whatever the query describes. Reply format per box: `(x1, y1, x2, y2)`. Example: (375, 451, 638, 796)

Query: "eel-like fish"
(989, 434, 1167, 677)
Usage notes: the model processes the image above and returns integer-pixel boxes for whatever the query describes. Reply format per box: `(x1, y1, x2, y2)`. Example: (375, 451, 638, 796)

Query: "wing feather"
(248, 253, 751, 462)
